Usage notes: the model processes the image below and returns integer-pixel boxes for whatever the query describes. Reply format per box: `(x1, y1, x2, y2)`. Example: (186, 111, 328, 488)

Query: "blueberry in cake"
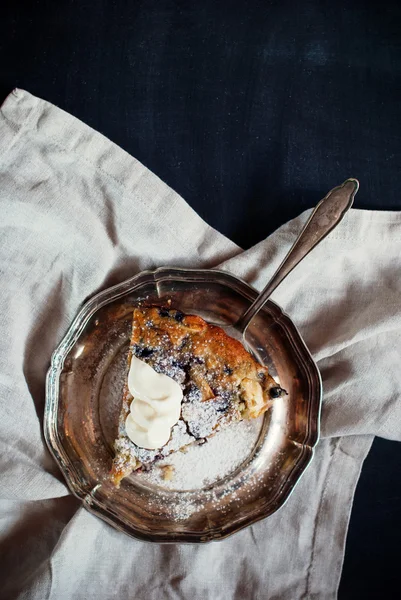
(110, 306, 283, 487)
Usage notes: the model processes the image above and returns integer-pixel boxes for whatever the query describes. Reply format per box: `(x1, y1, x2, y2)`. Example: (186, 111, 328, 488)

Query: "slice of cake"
(110, 306, 282, 487)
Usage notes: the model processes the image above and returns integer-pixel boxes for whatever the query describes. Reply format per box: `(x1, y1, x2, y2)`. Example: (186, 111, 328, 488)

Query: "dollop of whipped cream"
(125, 355, 183, 450)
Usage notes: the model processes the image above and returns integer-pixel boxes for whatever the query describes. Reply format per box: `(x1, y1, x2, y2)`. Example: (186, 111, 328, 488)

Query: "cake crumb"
(161, 464, 175, 481)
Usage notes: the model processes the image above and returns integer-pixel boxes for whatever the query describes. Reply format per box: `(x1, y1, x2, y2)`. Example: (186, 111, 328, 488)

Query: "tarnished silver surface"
(45, 268, 322, 543)
(236, 178, 359, 333)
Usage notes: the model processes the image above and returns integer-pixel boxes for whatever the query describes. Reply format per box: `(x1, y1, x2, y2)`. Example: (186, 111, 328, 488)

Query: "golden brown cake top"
(131, 306, 277, 420)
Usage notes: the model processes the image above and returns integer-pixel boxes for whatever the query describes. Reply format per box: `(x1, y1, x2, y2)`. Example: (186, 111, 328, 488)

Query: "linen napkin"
(0, 89, 400, 600)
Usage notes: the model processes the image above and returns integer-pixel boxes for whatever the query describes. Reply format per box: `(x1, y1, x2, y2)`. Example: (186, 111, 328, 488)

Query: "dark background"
(1, 0, 400, 597)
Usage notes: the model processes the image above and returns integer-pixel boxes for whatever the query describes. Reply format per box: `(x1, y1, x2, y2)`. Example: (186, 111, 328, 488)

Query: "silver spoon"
(235, 178, 359, 337)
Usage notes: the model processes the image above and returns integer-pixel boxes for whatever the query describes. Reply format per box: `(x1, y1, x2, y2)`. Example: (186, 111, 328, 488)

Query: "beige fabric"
(0, 89, 400, 600)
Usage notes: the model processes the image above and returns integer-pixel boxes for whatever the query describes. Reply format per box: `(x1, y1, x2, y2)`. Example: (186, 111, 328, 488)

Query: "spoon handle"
(236, 178, 359, 334)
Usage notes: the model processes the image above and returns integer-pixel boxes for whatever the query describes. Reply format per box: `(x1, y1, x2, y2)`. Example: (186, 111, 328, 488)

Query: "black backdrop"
(1, 1, 400, 597)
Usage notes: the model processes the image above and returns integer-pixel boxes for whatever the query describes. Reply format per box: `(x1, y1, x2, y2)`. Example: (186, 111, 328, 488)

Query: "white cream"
(125, 355, 183, 449)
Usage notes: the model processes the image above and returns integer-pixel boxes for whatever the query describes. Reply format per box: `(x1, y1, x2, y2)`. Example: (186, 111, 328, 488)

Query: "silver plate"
(45, 267, 322, 542)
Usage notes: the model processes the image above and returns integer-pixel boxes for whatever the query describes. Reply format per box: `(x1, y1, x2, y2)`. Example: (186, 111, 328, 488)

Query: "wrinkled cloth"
(0, 89, 400, 600)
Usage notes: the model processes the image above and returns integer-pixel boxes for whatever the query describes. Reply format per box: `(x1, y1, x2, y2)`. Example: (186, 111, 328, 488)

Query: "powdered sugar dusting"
(136, 416, 263, 491)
